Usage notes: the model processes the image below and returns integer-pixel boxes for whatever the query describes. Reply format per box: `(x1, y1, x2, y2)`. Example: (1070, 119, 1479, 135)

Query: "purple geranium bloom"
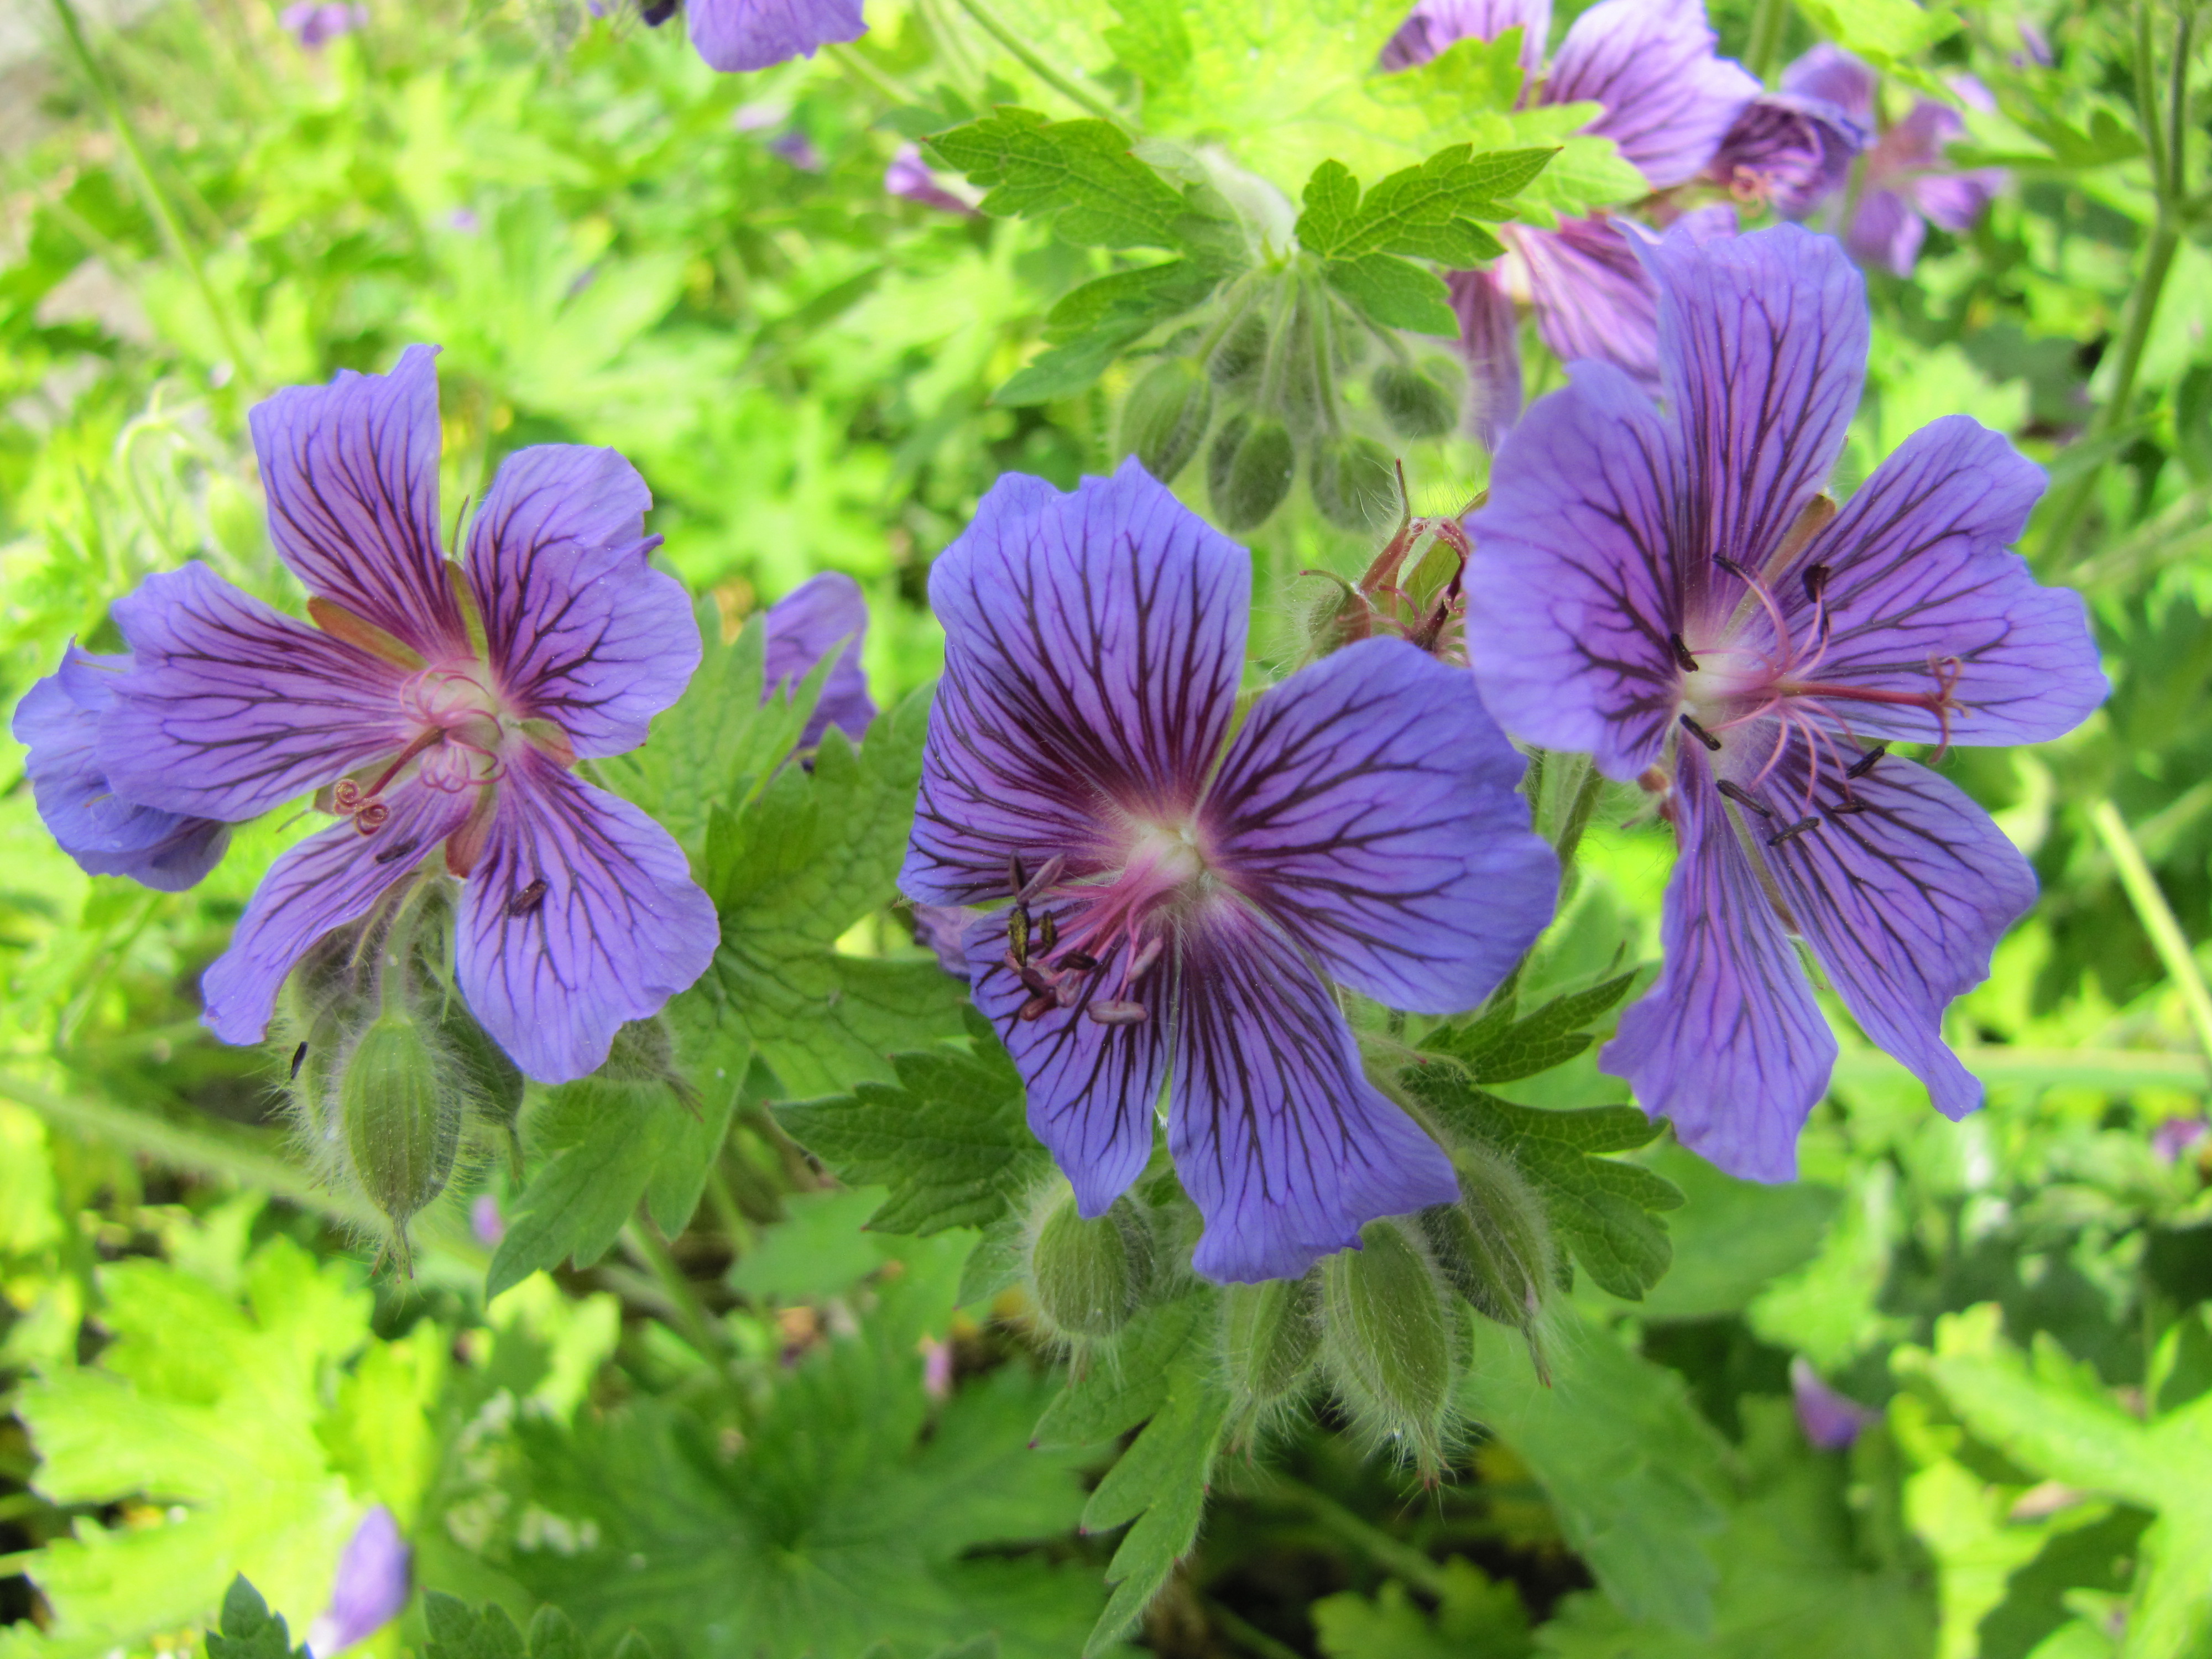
(1781, 46, 2007, 275)
(901, 461, 1557, 1282)
(13, 645, 232, 891)
(1385, 0, 1758, 445)
(280, 1, 367, 48)
(761, 570, 875, 749)
(1464, 224, 2105, 1180)
(306, 1506, 409, 1656)
(680, 0, 865, 73)
(61, 346, 717, 1084)
(1708, 84, 1868, 219)
(886, 143, 983, 217)
(1791, 1358, 1874, 1450)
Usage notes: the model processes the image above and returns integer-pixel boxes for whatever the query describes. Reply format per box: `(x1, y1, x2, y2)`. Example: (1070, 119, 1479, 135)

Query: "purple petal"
(1464, 358, 1682, 778)
(900, 460, 1249, 906)
(1784, 415, 2106, 746)
(2153, 1117, 2209, 1165)
(247, 345, 467, 661)
(1874, 99, 1966, 174)
(13, 646, 231, 890)
(1515, 217, 1663, 390)
(453, 748, 717, 1083)
(1791, 1358, 1872, 1450)
(466, 444, 698, 762)
(687, 0, 865, 72)
(1603, 749, 1837, 1182)
(1168, 900, 1461, 1283)
(1203, 637, 1556, 1014)
(1911, 165, 2005, 234)
(98, 562, 410, 821)
(306, 1506, 409, 1655)
(1844, 187, 1926, 275)
(1450, 266, 1524, 449)
(1645, 221, 1868, 581)
(200, 780, 473, 1046)
(1781, 44, 1877, 126)
(763, 571, 877, 749)
(1754, 743, 2033, 1123)
(1709, 94, 1867, 218)
(1544, 0, 1760, 191)
(910, 902, 980, 979)
(966, 910, 1166, 1217)
(886, 144, 981, 217)
(1378, 0, 1551, 72)
(280, 1, 367, 47)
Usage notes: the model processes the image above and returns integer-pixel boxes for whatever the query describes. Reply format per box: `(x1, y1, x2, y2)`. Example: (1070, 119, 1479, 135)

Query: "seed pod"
(1420, 1146, 1558, 1381)
(1321, 1219, 1457, 1471)
(1031, 1193, 1152, 1339)
(1120, 357, 1214, 484)
(1372, 362, 1457, 440)
(1208, 308, 1270, 388)
(1222, 1275, 1322, 1405)
(1310, 435, 1399, 529)
(1212, 416, 1297, 532)
(341, 1009, 463, 1242)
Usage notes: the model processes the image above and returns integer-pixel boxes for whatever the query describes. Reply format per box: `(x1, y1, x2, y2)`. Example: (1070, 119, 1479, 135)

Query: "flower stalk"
(2089, 799, 2212, 1081)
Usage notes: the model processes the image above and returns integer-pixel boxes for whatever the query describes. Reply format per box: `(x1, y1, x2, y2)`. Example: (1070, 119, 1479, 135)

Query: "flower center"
(1000, 821, 1214, 1029)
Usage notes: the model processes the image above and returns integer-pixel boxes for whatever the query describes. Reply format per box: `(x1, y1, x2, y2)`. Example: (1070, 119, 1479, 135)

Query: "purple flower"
(469, 1192, 507, 1245)
(61, 346, 717, 1084)
(1384, 0, 1759, 442)
(1708, 91, 1867, 218)
(901, 461, 1557, 1282)
(1780, 46, 2006, 275)
(685, 0, 864, 73)
(2152, 1115, 2208, 1166)
(761, 571, 875, 750)
(1791, 1358, 1873, 1450)
(280, 1, 367, 48)
(13, 645, 232, 891)
(1463, 225, 2105, 1181)
(886, 143, 983, 218)
(306, 1506, 409, 1655)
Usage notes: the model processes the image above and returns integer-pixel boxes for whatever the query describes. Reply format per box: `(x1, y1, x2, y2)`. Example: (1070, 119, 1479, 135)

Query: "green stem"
(2090, 800, 2212, 1079)
(1203, 1599, 1306, 1659)
(1744, 0, 1792, 84)
(1265, 1476, 1451, 1599)
(948, 0, 1123, 122)
(1551, 759, 1604, 881)
(623, 1215, 733, 1369)
(46, 0, 255, 380)
(822, 41, 910, 106)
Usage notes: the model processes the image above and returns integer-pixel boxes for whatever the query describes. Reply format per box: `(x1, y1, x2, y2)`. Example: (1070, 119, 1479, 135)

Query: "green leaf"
(1790, 0, 1960, 70)
(1619, 1146, 1841, 1322)
(1295, 146, 1550, 262)
(995, 259, 1229, 405)
(1312, 1558, 1532, 1659)
(1423, 971, 1640, 1085)
(1402, 1067, 1680, 1300)
(424, 1593, 530, 1659)
(1323, 252, 1458, 335)
(925, 109, 1188, 249)
(205, 1578, 309, 1659)
(779, 1020, 1052, 1238)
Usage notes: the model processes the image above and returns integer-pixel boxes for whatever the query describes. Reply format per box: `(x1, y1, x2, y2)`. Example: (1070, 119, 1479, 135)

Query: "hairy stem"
(1744, 0, 1792, 84)
(949, 0, 1123, 122)
(624, 1214, 735, 1369)
(2090, 800, 2212, 1078)
(1262, 1475, 1452, 1599)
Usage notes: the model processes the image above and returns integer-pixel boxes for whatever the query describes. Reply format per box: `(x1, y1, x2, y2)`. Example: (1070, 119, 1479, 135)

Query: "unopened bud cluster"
(1025, 1184, 1160, 1345)
(1120, 264, 1465, 534)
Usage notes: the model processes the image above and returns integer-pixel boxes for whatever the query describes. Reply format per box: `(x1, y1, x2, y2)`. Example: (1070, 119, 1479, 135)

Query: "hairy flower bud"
(1310, 435, 1399, 530)
(1320, 1219, 1458, 1473)
(1372, 362, 1457, 440)
(1030, 1192, 1152, 1340)
(1208, 309, 1269, 388)
(1419, 1145, 1557, 1383)
(1210, 415, 1296, 532)
(1221, 1274, 1321, 1406)
(341, 1009, 463, 1253)
(1121, 357, 1214, 485)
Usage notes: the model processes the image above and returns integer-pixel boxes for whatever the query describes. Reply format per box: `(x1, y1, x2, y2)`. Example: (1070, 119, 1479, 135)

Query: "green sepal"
(206, 1578, 309, 1659)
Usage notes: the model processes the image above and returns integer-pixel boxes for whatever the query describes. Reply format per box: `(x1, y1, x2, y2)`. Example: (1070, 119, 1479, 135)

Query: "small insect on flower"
(901, 461, 1558, 1284)
(1464, 222, 2106, 1181)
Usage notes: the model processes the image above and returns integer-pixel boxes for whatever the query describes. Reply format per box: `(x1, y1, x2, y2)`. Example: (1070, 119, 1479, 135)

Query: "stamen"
(1715, 780, 1772, 818)
(1008, 853, 1027, 896)
(1678, 713, 1723, 752)
(371, 835, 422, 866)
(1765, 494, 1838, 578)
(1015, 962, 1058, 998)
(1018, 992, 1057, 1022)
(1038, 911, 1058, 956)
(1714, 555, 1751, 581)
(1669, 632, 1700, 673)
(1801, 564, 1830, 606)
(332, 779, 363, 815)
(507, 879, 548, 917)
(1846, 743, 1887, 780)
(1123, 936, 1164, 987)
(1019, 854, 1067, 902)
(1007, 905, 1030, 966)
(1829, 798, 1870, 815)
(1086, 1000, 1149, 1026)
(354, 802, 391, 833)
(1767, 816, 1822, 847)
(1059, 950, 1100, 972)
(290, 1041, 309, 1081)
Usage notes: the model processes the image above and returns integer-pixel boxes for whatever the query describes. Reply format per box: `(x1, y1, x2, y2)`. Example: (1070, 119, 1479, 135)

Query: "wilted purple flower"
(13, 645, 231, 890)
(1780, 46, 2006, 275)
(761, 571, 875, 749)
(886, 144, 982, 218)
(306, 1506, 409, 1655)
(280, 1, 367, 48)
(1791, 1358, 1873, 1450)
(53, 346, 717, 1084)
(1386, 0, 1759, 444)
(901, 461, 1557, 1282)
(1464, 224, 2105, 1180)
(678, 0, 865, 72)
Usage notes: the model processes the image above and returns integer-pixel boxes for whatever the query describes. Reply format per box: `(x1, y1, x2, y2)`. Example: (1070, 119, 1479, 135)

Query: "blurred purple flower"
(2015, 19, 2053, 68)
(39, 346, 717, 1084)
(2153, 1115, 2208, 1165)
(469, 1192, 507, 1245)
(907, 902, 980, 980)
(886, 144, 982, 217)
(761, 571, 875, 749)
(445, 207, 481, 233)
(921, 1335, 954, 1400)
(306, 1506, 409, 1655)
(1792, 1358, 1874, 1449)
(766, 129, 825, 171)
(1385, 0, 1758, 445)
(682, 0, 865, 72)
(280, 2, 367, 48)
(902, 461, 1556, 1281)
(1464, 224, 2105, 1179)
(1708, 87, 1867, 218)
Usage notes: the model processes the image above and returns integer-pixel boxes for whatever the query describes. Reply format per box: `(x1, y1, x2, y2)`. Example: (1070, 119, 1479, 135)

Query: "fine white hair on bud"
(1318, 1218, 1461, 1479)
(1420, 1144, 1562, 1385)
(1027, 1187, 1155, 1345)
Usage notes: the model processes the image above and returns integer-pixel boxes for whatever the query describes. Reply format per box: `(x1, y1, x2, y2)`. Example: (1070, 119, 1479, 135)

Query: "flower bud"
(1208, 309, 1269, 388)
(1220, 1275, 1321, 1406)
(1310, 435, 1398, 529)
(1030, 1193, 1152, 1340)
(1371, 362, 1457, 440)
(1419, 1146, 1557, 1383)
(1320, 1219, 1458, 1472)
(1120, 357, 1214, 484)
(341, 1009, 463, 1249)
(1210, 415, 1296, 532)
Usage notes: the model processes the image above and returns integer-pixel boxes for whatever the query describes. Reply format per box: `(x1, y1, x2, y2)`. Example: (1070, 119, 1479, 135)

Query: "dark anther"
(1018, 992, 1057, 1022)
(1829, 798, 1870, 815)
(639, 0, 677, 23)
(507, 878, 549, 917)
(1678, 713, 1723, 752)
(1037, 911, 1058, 955)
(1669, 632, 1700, 672)
(290, 1041, 309, 1081)
(1060, 950, 1100, 972)
(1086, 1000, 1149, 1026)
(1767, 816, 1822, 847)
(1716, 780, 1772, 818)
(1802, 563, 1832, 605)
(371, 835, 421, 867)
(1016, 963, 1058, 998)
(1846, 743, 1887, 780)
(1008, 853, 1028, 898)
(1007, 905, 1031, 966)
(1714, 555, 1752, 582)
